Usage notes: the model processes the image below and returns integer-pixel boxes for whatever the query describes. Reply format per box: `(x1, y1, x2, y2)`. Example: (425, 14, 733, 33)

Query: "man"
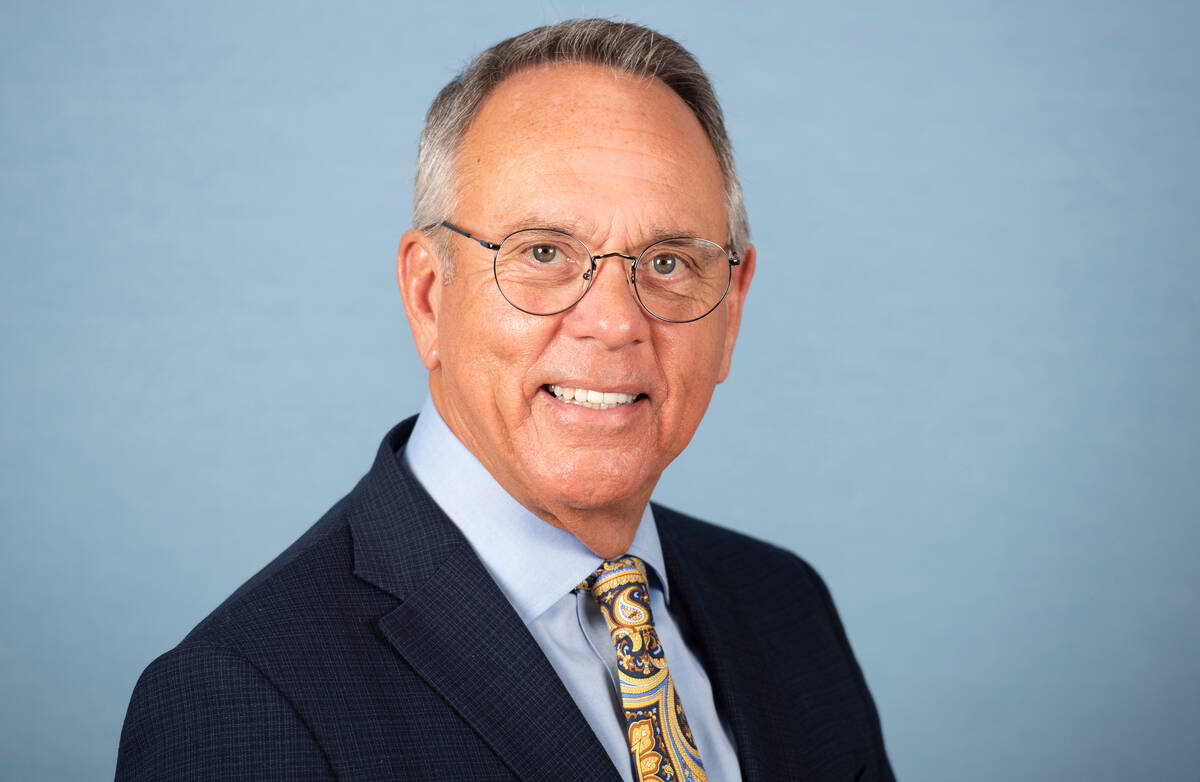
(117, 19, 893, 781)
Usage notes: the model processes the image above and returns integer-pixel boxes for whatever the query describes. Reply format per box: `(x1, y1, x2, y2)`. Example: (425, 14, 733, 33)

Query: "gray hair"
(412, 18, 750, 276)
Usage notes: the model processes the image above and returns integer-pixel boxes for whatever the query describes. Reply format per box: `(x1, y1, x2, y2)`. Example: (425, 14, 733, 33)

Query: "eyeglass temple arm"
(440, 221, 501, 251)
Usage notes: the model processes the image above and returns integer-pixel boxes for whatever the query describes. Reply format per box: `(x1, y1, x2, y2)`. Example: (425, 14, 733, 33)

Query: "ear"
(716, 242, 755, 383)
(396, 228, 445, 371)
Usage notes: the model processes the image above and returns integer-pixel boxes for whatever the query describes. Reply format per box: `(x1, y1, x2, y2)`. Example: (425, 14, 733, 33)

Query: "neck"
(531, 499, 647, 559)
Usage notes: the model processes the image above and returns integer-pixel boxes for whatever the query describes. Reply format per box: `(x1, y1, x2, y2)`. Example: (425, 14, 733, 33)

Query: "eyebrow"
(500, 216, 717, 246)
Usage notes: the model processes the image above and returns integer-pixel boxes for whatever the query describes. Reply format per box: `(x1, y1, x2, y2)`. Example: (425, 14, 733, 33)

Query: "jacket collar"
(346, 418, 621, 782)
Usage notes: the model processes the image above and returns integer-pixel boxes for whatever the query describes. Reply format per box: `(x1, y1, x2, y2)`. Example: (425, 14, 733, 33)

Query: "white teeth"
(548, 384, 638, 410)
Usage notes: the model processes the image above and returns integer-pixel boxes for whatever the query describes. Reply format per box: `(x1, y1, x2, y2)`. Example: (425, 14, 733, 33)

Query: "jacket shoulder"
(653, 502, 895, 780)
(116, 643, 335, 780)
(652, 501, 857, 657)
(180, 489, 368, 651)
(117, 447, 420, 779)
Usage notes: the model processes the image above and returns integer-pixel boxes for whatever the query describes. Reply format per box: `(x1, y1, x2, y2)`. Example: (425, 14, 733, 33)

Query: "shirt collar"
(402, 395, 670, 624)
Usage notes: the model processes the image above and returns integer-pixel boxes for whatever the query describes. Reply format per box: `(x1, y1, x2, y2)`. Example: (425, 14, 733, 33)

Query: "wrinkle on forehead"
(500, 215, 721, 249)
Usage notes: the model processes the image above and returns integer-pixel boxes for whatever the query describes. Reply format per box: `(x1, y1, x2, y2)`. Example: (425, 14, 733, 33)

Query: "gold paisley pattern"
(582, 557, 707, 782)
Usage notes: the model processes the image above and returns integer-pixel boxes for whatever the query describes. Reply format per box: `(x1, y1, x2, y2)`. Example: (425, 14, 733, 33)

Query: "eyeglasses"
(439, 221, 741, 324)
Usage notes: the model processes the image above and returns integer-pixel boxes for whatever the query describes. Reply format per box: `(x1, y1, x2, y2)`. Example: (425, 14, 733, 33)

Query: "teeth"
(548, 384, 638, 410)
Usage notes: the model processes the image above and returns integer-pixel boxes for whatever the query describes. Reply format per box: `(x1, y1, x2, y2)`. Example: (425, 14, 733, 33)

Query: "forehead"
(453, 63, 728, 242)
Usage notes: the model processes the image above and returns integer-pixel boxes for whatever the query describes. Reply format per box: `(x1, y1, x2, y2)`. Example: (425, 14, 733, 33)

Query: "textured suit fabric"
(117, 417, 895, 781)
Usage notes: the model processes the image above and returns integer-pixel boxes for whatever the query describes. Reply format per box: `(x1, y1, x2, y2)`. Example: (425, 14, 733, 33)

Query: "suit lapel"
(657, 508, 771, 782)
(377, 543, 620, 781)
(349, 420, 621, 782)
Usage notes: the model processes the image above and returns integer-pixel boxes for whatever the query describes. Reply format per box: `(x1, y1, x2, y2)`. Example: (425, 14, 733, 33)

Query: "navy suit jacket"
(117, 418, 894, 780)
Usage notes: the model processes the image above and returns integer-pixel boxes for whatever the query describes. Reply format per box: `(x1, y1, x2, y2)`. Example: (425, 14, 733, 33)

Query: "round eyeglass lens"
(634, 237, 732, 322)
(494, 229, 592, 315)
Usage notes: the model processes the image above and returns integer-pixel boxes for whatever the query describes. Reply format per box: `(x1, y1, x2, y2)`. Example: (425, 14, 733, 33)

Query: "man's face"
(416, 63, 753, 532)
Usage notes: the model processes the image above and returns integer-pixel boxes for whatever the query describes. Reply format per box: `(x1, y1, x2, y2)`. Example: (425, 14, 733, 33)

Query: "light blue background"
(2, 1, 1197, 779)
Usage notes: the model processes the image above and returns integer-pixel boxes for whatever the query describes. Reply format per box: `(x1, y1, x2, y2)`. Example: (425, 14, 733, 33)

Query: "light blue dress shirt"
(403, 396, 741, 782)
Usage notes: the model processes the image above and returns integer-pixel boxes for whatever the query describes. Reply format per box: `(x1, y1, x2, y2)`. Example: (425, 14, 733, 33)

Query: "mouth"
(544, 383, 645, 411)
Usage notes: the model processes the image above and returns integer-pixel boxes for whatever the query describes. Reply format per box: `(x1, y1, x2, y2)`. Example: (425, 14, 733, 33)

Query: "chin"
(528, 459, 656, 515)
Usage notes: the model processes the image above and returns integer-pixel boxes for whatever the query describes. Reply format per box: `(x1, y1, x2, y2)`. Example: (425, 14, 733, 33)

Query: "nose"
(560, 253, 652, 348)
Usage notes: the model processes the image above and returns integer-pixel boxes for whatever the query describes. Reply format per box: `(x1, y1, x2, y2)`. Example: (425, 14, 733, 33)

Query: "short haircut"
(412, 18, 750, 276)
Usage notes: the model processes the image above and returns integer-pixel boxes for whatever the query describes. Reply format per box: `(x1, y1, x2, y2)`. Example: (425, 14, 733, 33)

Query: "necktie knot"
(582, 557, 651, 610)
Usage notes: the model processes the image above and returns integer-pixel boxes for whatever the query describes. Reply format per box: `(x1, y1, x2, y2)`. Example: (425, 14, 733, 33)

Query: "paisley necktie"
(582, 556, 707, 782)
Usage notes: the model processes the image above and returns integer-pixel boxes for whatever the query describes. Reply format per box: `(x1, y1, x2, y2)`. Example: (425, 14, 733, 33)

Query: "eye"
(650, 254, 678, 275)
(532, 245, 558, 263)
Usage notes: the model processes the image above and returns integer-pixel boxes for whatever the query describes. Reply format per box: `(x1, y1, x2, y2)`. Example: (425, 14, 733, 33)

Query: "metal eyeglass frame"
(439, 220, 742, 324)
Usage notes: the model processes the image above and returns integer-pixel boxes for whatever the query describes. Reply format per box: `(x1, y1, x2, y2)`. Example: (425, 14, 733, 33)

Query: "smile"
(546, 384, 641, 410)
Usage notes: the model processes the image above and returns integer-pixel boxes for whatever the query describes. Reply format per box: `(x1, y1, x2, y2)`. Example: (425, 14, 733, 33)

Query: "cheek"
(439, 286, 556, 404)
(659, 321, 728, 422)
